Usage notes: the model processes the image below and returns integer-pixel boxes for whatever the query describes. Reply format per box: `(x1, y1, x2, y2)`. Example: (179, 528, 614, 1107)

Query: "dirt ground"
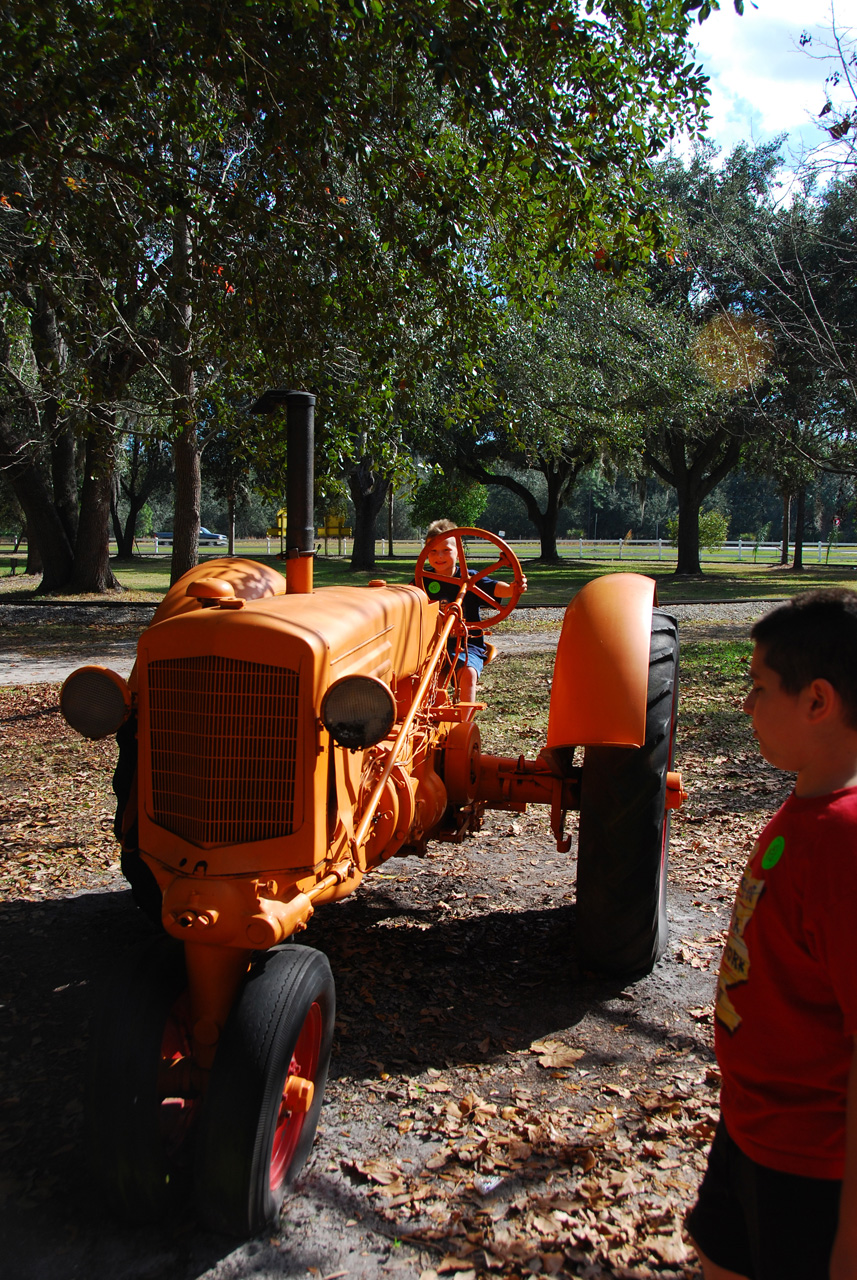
(0, 609, 787, 1280)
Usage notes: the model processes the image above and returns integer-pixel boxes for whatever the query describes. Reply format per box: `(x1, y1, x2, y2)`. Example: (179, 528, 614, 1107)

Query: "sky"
(688, 0, 853, 167)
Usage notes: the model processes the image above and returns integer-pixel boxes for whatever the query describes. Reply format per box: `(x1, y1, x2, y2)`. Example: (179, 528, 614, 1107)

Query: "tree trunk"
(644, 424, 743, 578)
(454, 457, 581, 564)
(228, 491, 235, 555)
(24, 517, 42, 576)
(115, 435, 171, 559)
(30, 287, 78, 548)
(792, 486, 805, 571)
(113, 489, 148, 559)
(780, 491, 791, 565)
(348, 458, 389, 572)
(0, 414, 74, 590)
(0, 315, 75, 588)
(387, 487, 395, 558)
(110, 479, 124, 553)
(533, 469, 566, 562)
(674, 483, 703, 575)
(68, 423, 122, 593)
(50, 421, 79, 547)
(169, 208, 199, 585)
(172, 425, 200, 583)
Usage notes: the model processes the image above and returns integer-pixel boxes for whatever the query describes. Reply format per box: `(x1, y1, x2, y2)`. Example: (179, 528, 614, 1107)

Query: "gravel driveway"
(0, 602, 776, 685)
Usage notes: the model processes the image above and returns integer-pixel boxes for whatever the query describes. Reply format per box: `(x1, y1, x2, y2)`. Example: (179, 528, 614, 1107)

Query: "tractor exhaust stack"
(250, 388, 316, 593)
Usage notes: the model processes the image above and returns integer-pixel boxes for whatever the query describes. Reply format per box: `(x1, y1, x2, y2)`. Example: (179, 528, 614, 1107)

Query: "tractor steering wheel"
(414, 528, 525, 631)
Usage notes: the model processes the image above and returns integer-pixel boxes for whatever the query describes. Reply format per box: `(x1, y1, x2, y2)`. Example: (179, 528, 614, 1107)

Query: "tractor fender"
(546, 573, 658, 750)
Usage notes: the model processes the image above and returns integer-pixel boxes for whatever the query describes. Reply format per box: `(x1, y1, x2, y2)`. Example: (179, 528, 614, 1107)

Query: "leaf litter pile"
(0, 621, 793, 1279)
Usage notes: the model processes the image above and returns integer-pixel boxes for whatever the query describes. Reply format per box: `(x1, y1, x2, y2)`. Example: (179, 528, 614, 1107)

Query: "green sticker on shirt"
(428, 580, 441, 594)
(761, 835, 785, 869)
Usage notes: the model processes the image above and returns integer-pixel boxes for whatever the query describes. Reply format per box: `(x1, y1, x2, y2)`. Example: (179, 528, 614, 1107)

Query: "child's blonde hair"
(424, 518, 456, 543)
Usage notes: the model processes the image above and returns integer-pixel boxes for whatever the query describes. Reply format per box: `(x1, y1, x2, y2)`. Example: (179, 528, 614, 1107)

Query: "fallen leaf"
(376, 1178, 407, 1197)
(437, 1253, 477, 1273)
(644, 1230, 691, 1264)
(348, 1158, 401, 1184)
(530, 1039, 585, 1069)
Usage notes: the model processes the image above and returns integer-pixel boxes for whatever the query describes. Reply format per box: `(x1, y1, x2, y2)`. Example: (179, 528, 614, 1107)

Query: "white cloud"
(688, 0, 851, 161)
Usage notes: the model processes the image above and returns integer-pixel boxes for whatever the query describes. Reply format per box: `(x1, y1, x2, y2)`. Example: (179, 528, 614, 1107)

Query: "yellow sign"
(267, 508, 287, 538)
(318, 515, 350, 554)
(319, 515, 348, 535)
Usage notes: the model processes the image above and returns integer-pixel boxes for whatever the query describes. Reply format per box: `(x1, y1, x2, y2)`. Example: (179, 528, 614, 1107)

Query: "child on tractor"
(418, 518, 527, 708)
(687, 589, 857, 1280)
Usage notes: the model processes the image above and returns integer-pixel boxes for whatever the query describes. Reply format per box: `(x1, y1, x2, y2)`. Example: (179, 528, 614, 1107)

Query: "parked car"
(155, 528, 228, 546)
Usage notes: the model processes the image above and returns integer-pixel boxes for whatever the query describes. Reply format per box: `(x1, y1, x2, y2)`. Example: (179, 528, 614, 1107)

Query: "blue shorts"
(448, 644, 485, 676)
(685, 1118, 841, 1280)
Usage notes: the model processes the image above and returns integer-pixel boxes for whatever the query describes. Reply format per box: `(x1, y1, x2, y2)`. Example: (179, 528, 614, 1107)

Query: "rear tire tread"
(575, 609, 679, 976)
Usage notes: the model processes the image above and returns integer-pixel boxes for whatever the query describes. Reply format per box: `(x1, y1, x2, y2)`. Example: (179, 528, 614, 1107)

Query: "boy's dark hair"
(751, 589, 857, 727)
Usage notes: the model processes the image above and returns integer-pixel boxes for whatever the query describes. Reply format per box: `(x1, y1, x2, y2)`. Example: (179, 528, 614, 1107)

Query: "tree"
(419, 271, 659, 561)
(632, 145, 785, 574)
(409, 470, 487, 531)
(798, 13, 857, 177)
(0, 151, 163, 591)
(111, 432, 173, 560)
(666, 507, 728, 552)
(0, 0, 721, 591)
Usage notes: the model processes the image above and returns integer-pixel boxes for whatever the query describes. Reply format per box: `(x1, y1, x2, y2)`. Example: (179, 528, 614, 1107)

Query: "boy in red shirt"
(687, 589, 857, 1280)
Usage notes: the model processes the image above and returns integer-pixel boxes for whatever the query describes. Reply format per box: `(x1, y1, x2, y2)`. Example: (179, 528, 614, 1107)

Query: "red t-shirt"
(715, 786, 857, 1179)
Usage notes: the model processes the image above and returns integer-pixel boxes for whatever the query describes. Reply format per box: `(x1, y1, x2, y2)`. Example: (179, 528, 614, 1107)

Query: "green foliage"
(751, 522, 772, 562)
(412, 269, 669, 556)
(0, 0, 726, 588)
(698, 509, 730, 550)
(138, 504, 154, 537)
(667, 508, 729, 550)
(408, 471, 488, 531)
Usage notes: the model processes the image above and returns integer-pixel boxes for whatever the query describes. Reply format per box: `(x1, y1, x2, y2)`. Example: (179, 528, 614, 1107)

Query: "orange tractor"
(60, 392, 684, 1235)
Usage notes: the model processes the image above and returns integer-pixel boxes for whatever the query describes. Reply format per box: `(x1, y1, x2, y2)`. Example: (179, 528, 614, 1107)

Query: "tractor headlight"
(60, 666, 132, 740)
(321, 676, 396, 750)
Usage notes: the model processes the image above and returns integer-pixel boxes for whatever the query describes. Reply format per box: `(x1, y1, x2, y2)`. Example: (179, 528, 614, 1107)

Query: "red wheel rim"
(158, 992, 197, 1157)
(269, 1000, 323, 1192)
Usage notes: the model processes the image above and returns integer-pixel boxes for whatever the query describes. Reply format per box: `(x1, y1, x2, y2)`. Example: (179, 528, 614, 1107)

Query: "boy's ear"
(804, 678, 840, 723)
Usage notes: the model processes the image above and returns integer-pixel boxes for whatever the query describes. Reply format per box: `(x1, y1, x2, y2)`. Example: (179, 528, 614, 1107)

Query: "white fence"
(545, 538, 855, 565)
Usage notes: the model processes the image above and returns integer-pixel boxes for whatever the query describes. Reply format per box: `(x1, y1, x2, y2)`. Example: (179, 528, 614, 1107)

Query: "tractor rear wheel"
(575, 608, 679, 976)
(193, 946, 335, 1236)
(86, 935, 197, 1222)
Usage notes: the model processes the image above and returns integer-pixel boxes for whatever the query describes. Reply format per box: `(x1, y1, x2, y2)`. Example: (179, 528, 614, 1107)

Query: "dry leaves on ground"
(0, 685, 120, 899)
(0, 629, 791, 1280)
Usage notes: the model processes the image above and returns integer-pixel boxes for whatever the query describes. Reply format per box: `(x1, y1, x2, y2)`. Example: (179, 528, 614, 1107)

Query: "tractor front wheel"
(575, 608, 679, 976)
(193, 945, 335, 1236)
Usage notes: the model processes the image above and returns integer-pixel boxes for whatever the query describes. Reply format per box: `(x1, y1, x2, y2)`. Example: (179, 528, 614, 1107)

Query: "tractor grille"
(147, 655, 300, 846)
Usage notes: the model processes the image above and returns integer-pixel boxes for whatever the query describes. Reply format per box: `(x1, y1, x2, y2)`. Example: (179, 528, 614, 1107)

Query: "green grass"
(2, 539, 856, 606)
(678, 637, 754, 748)
(478, 651, 554, 756)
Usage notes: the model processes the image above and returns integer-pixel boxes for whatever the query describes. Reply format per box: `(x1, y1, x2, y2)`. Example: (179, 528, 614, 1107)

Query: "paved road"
(0, 601, 775, 686)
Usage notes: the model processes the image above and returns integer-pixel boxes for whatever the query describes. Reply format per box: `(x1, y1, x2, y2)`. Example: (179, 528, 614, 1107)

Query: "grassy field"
(2, 537, 856, 606)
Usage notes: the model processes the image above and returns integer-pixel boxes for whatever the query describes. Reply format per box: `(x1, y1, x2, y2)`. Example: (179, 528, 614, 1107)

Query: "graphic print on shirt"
(715, 838, 773, 1034)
